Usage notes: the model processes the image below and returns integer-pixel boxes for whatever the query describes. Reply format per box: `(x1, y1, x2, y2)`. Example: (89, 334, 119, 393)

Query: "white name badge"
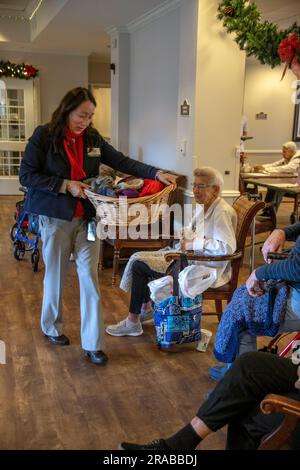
(88, 147, 101, 157)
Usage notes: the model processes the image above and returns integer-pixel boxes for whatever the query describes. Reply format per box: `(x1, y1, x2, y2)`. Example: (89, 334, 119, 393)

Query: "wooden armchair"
(165, 195, 264, 320)
(100, 173, 185, 286)
(258, 394, 300, 450)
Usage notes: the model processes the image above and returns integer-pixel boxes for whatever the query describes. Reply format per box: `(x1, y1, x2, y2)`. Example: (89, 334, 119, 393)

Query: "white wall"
(175, 0, 199, 182)
(193, 0, 245, 195)
(243, 61, 297, 165)
(0, 51, 88, 124)
(129, 7, 180, 169)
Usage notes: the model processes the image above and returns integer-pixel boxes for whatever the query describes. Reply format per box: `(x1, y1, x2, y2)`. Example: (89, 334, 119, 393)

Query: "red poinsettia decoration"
(278, 33, 300, 80)
(24, 64, 38, 78)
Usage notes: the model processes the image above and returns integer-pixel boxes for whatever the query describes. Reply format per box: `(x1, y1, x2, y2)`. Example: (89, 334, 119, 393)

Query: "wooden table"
(241, 172, 297, 179)
(243, 177, 300, 223)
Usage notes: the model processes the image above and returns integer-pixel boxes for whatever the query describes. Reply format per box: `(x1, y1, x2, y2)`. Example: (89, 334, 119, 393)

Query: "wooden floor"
(0, 196, 295, 450)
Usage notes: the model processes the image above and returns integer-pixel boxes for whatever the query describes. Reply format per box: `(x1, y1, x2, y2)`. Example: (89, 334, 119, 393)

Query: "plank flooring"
(0, 195, 296, 450)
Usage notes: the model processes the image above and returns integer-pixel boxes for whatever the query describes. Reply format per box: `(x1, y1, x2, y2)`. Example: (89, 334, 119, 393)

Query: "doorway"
(0, 78, 39, 195)
(90, 84, 111, 141)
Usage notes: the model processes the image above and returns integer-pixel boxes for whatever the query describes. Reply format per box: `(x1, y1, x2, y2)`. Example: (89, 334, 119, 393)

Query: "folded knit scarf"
(214, 281, 289, 363)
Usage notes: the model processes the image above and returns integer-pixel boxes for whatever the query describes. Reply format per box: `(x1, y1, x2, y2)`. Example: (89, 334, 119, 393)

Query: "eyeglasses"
(192, 183, 214, 190)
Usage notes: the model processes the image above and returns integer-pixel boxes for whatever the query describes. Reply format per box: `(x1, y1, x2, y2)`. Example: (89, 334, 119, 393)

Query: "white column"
(175, 0, 199, 185)
(193, 0, 246, 200)
(108, 28, 130, 154)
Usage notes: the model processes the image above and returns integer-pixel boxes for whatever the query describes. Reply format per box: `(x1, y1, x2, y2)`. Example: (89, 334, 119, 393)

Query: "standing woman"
(19, 87, 176, 365)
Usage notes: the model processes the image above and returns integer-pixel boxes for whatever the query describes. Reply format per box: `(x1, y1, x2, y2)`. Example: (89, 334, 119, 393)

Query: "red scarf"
(64, 127, 86, 217)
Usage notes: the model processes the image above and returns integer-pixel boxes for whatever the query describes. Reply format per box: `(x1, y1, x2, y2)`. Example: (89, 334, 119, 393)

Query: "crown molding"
(127, 0, 181, 33)
(105, 25, 129, 36)
(105, 0, 181, 36)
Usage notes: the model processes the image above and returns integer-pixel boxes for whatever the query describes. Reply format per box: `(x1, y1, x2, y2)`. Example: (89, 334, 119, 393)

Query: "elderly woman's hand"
(253, 165, 265, 172)
(66, 180, 90, 198)
(246, 270, 265, 297)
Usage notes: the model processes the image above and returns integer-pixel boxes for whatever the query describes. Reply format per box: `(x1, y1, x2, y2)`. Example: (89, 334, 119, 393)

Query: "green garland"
(0, 60, 38, 79)
(217, 0, 300, 67)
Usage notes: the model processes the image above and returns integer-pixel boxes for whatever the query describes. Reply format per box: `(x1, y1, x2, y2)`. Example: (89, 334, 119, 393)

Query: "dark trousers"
(129, 260, 165, 314)
(197, 352, 300, 449)
(265, 188, 283, 211)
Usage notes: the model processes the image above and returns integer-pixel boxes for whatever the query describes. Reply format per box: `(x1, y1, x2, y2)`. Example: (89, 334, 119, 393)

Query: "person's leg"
(226, 419, 258, 450)
(227, 391, 300, 450)
(128, 261, 164, 320)
(40, 216, 73, 337)
(106, 260, 164, 337)
(209, 330, 257, 382)
(120, 352, 298, 450)
(73, 218, 105, 353)
(260, 189, 276, 216)
(197, 352, 298, 432)
(273, 191, 283, 212)
(264, 188, 276, 204)
(237, 330, 257, 356)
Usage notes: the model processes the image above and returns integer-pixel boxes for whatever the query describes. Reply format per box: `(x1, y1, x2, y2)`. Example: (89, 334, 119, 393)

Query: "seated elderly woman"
(106, 166, 237, 337)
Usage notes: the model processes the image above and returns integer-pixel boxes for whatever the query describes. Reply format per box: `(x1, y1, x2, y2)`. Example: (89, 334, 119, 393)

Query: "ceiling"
(0, 1, 31, 11)
(0, 0, 299, 62)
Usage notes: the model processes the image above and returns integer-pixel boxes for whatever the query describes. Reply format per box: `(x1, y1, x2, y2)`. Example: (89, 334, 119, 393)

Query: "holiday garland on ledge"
(217, 0, 300, 71)
(0, 60, 38, 80)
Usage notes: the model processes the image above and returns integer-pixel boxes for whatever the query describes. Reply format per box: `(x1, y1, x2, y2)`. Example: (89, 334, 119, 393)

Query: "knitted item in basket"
(84, 184, 176, 227)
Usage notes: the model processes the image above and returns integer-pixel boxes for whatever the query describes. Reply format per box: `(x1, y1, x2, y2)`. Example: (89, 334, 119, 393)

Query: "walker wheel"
(31, 249, 40, 272)
(10, 223, 18, 242)
(13, 241, 25, 261)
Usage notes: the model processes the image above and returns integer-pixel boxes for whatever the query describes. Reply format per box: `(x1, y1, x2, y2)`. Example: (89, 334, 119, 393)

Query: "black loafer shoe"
(119, 439, 170, 450)
(43, 334, 70, 346)
(84, 350, 108, 365)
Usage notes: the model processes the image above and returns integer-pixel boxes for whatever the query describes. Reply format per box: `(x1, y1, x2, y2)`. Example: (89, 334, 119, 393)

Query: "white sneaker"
(106, 319, 143, 337)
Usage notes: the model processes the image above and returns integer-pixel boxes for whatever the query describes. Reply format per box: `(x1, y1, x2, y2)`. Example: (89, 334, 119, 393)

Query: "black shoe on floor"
(84, 350, 108, 365)
(43, 334, 70, 346)
(119, 439, 170, 450)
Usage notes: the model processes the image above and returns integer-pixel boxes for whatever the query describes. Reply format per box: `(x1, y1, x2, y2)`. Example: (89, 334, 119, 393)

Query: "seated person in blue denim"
(210, 210, 300, 381)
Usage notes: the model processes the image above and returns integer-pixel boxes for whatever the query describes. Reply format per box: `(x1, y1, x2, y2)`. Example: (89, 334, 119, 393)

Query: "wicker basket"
(85, 184, 176, 227)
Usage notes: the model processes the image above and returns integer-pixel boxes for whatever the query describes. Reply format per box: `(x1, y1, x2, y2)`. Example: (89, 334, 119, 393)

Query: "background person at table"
(19, 87, 176, 365)
(253, 141, 300, 216)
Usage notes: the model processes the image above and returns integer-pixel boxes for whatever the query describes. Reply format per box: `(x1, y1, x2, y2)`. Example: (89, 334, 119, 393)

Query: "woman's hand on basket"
(156, 172, 177, 185)
(66, 180, 90, 199)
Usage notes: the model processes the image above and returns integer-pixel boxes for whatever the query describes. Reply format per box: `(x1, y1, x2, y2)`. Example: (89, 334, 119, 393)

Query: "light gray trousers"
(39, 216, 104, 352)
(238, 290, 300, 356)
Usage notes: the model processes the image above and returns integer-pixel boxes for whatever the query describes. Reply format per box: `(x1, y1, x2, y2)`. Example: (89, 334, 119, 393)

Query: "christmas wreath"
(0, 61, 38, 80)
(218, 0, 300, 78)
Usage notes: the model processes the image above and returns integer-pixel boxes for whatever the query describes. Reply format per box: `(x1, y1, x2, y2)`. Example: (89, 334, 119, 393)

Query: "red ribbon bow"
(278, 33, 300, 81)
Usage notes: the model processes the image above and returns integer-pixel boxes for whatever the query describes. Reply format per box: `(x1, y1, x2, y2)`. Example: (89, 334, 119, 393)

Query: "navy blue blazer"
(19, 125, 158, 221)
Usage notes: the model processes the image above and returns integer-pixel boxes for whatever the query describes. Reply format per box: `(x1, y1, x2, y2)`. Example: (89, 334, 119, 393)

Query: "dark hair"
(49, 87, 97, 153)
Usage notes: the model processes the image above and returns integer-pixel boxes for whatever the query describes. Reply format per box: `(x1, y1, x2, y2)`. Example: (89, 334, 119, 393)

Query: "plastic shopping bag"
(178, 265, 217, 298)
